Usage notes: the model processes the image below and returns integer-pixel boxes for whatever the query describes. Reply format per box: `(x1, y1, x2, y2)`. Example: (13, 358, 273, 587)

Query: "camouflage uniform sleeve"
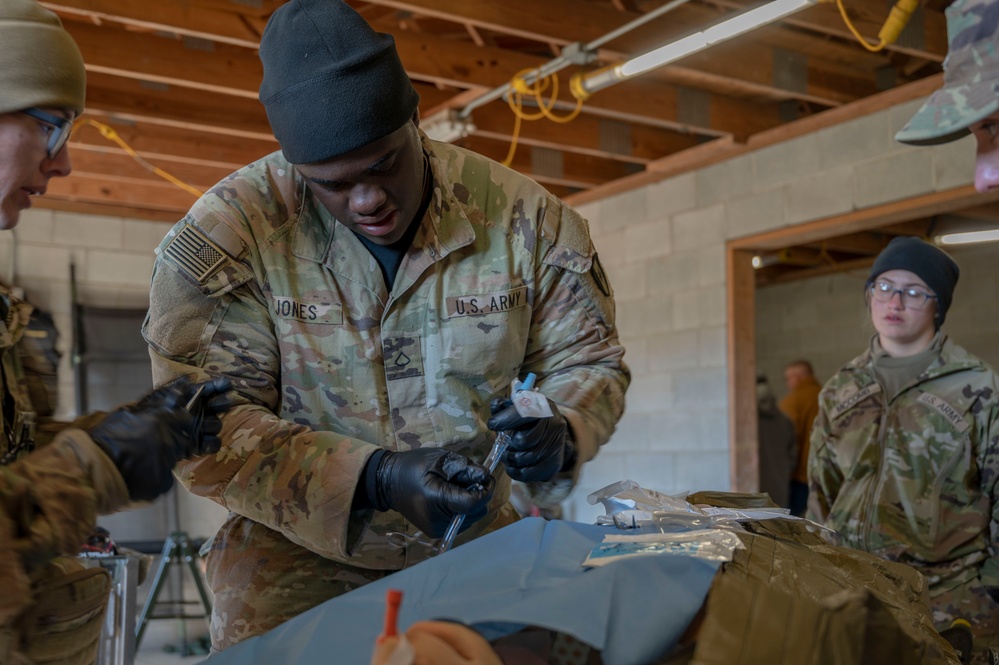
(806, 384, 842, 529)
(144, 219, 382, 563)
(519, 199, 630, 506)
(0, 430, 128, 625)
(976, 374, 999, 594)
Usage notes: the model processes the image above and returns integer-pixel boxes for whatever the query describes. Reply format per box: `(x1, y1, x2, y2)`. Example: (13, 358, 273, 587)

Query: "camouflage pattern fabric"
(143, 131, 629, 649)
(0, 286, 131, 663)
(0, 285, 37, 465)
(808, 335, 999, 660)
(896, 0, 999, 145)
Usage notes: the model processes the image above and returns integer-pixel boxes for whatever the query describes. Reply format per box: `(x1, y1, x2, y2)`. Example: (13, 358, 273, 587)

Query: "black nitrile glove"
(87, 376, 232, 501)
(487, 397, 574, 483)
(372, 448, 494, 538)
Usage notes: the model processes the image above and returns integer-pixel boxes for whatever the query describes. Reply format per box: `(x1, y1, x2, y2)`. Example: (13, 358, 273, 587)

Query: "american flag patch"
(163, 225, 228, 284)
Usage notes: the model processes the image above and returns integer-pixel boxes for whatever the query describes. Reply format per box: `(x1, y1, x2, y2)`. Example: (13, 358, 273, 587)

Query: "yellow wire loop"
(501, 68, 586, 167)
(834, 0, 919, 53)
(75, 118, 204, 198)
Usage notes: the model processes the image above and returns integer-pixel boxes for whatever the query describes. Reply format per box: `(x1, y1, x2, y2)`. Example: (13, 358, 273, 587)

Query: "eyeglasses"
(21, 108, 74, 159)
(868, 280, 937, 310)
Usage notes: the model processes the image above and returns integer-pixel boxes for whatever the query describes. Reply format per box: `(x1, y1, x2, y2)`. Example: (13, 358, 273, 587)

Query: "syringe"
(435, 373, 537, 555)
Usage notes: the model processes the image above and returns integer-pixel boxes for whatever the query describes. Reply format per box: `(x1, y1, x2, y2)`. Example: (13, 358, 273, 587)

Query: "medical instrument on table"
(435, 373, 537, 556)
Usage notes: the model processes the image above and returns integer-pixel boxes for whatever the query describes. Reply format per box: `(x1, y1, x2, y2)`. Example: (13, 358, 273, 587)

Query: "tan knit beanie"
(0, 0, 85, 115)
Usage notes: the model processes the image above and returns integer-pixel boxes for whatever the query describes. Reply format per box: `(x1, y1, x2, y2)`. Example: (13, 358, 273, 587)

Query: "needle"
(184, 384, 206, 412)
(435, 373, 536, 555)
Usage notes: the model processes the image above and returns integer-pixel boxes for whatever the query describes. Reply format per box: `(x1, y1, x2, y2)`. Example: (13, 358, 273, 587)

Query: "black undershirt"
(352, 164, 432, 289)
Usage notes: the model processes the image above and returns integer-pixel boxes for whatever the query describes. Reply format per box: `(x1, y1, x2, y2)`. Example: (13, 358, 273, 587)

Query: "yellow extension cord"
(72, 1, 922, 187)
(834, 0, 920, 53)
(75, 118, 204, 198)
(503, 68, 586, 166)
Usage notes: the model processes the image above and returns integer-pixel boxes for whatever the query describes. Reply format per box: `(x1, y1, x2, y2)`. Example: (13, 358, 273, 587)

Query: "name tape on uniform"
(273, 297, 343, 324)
(831, 383, 882, 419)
(917, 393, 970, 433)
(446, 286, 527, 318)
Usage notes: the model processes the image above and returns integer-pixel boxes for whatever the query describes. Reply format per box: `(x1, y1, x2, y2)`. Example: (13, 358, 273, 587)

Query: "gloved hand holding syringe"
(435, 372, 554, 555)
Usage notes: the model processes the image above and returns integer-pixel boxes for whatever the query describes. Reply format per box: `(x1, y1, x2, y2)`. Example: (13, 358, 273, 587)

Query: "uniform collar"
(850, 332, 983, 383)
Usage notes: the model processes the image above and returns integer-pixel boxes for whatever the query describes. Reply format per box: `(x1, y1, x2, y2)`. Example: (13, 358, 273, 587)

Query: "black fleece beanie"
(258, 0, 420, 165)
(867, 237, 960, 328)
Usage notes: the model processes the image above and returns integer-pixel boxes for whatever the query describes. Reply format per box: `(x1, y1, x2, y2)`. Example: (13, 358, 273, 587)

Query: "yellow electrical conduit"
(73, 118, 205, 198)
(502, 68, 585, 167)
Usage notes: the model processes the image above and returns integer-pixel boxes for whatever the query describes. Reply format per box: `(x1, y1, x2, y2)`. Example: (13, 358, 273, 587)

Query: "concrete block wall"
(756, 243, 999, 403)
(564, 97, 980, 523)
(1, 208, 227, 545)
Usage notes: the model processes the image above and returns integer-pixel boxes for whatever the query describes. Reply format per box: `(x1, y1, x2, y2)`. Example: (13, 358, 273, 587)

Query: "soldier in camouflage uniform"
(808, 237, 999, 663)
(895, 0, 999, 195)
(143, 0, 629, 650)
(0, 2, 231, 662)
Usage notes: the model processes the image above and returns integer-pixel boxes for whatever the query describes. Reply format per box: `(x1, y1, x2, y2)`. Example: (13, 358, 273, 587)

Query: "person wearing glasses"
(0, 2, 233, 662)
(808, 236, 999, 662)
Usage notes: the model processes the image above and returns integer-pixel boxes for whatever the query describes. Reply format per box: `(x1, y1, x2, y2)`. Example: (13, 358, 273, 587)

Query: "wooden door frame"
(725, 184, 999, 491)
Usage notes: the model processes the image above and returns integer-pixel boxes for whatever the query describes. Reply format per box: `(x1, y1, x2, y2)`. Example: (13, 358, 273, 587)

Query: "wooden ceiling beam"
(803, 231, 890, 256)
(384, 24, 771, 138)
(72, 114, 277, 170)
(63, 20, 264, 100)
(366, 0, 883, 107)
(468, 103, 703, 163)
(41, 0, 263, 48)
(757, 256, 875, 286)
(461, 136, 642, 188)
(704, 0, 947, 62)
(45, 172, 199, 213)
(360, 0, 621, 45)
(669, 38, 878, 106)
(83, 72, 274, 139)
(33, 197, 184, 223)
(65, 148, 233, 193)
(70, 16, 777, 144)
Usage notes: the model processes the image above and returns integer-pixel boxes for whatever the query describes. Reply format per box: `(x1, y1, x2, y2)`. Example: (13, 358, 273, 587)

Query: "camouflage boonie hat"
(896, 0, 999, 146)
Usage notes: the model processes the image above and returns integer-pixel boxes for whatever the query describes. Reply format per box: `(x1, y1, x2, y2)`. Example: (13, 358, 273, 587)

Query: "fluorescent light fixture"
(618, 33, 708, 78)
(936, 229, 999, 245)
(577, 0, 815, 96)
(421, 109, 476, 143)
(752, 254, 781, 269)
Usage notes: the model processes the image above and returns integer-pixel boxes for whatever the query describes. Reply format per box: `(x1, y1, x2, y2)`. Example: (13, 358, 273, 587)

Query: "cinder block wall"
(565, 97, 977, 523)
(0, 210, 227, 544)
(756, 243, 999, 402)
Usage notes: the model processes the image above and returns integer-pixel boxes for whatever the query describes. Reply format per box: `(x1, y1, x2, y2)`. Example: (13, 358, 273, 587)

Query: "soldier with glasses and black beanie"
(809, 236, 999, 664)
